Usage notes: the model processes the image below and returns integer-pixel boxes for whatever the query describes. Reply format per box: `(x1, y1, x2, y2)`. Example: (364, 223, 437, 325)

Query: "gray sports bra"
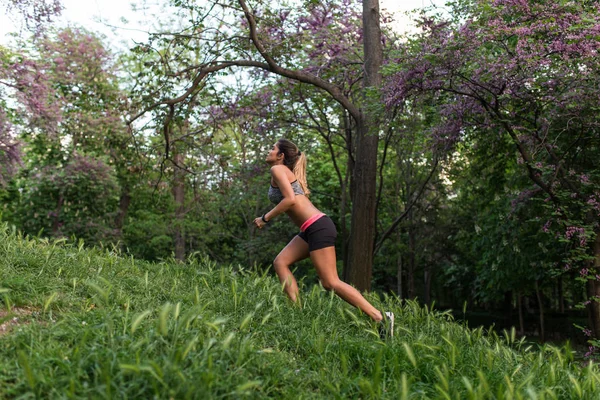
(268, 180, 305, 204)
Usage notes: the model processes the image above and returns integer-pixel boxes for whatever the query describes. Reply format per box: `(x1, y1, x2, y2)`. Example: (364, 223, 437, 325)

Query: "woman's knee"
(273, 257, 289, 272)
(321, 278, 341, 292)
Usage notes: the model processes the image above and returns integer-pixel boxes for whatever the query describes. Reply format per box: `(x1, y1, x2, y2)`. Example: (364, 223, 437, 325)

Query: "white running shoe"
(379, 311, 395, 339)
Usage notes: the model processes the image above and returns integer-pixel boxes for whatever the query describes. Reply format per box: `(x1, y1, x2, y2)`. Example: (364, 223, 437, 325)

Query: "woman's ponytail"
(293, 151, 310, 196)
(277, 138, 310, 196)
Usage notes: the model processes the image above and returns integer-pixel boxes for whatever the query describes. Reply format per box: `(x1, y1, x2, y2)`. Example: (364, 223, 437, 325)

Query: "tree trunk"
(52, 195, 64, 236)
(397, 253, 403, 299)
(557, 276, 564, 313)
(340, 178, 348, 271)
(344, 0, 382, 291)
(346, 120, 378, 291)
(114, 186, 131, 232)
(341, 112, 352, 278)
(407, 218, 416, 299)
(517, 292, 524, 336)
(535, 280, 545, 343)
(173, 149, 186, 262)
(424, 265, 432, 306)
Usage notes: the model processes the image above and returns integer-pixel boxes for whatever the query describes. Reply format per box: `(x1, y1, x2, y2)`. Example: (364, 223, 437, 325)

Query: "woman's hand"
(254, 217, 267, 230)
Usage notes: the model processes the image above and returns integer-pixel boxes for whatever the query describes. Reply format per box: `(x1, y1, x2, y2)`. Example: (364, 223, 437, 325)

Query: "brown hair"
(276, 139, 310, 196)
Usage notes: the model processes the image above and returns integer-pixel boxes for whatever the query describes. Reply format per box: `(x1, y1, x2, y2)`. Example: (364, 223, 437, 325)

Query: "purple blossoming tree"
(0, 0, 62, 185)
(386, 0, 600, 335)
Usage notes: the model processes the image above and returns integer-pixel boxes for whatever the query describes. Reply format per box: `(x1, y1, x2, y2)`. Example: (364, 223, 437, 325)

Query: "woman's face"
(266, 143, 283, 164)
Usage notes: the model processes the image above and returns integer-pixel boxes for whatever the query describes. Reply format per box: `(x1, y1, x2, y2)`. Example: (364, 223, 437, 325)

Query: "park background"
(1, 0, 600, 355)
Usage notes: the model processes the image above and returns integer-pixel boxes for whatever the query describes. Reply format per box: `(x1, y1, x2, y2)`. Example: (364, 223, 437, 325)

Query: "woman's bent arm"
(264, 197, 296, 222)
(264, 165, 296, 221)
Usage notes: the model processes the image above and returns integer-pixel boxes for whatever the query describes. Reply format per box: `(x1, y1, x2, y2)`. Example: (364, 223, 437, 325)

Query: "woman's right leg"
(273, 236, 310, 302)
(310, 246, 383, 321)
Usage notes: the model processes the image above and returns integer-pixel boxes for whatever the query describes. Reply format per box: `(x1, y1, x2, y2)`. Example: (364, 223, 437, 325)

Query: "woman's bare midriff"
(270, 168, 322, 228)
(285, 195, 322, 228)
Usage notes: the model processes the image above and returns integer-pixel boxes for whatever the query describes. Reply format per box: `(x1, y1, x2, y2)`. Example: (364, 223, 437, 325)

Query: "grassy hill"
(0, 226, 599, 399)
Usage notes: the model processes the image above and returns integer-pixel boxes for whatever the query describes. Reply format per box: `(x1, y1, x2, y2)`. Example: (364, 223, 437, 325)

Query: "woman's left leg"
(310, 246, 383, 322)
(273, 236, 310, 302)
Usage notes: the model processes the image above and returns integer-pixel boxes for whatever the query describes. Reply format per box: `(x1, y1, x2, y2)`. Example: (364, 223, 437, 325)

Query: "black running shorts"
(297, 215, 337, 252)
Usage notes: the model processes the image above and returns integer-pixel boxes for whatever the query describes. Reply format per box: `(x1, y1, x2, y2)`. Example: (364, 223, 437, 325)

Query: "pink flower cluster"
(565, 226, 587, 247)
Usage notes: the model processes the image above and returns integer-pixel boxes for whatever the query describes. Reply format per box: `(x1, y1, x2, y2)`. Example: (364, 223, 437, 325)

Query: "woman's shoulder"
(270, 165, 295, 182)
(270, 165, 291, 177)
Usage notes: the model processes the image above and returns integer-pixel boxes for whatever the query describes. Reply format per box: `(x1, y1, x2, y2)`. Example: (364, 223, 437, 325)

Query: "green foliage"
(444, 132, 567, 303)
(121, 185, 175, 261)
(1, 26, 135, 248)
(14, 155, 120, 245)
(2, 0, 599, 346)
(1, 226, 599, 398)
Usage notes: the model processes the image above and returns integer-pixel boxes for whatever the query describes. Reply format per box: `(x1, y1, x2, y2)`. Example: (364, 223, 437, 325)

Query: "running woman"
(253, 139, 394, 337)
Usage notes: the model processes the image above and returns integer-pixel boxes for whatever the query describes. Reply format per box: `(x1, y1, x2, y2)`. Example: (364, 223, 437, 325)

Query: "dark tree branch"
(375, 107, 399, 220)
(373, 158, 438, 256)
(237, 0, 361, 121)
(163, 103, 175, 160)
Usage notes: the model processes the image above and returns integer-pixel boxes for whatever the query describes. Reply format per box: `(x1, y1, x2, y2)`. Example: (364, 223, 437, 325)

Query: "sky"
(1, 0, 447, 49)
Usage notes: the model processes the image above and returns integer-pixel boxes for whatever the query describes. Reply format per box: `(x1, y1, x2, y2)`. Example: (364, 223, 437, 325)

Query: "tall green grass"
(0, 226, 599, 399)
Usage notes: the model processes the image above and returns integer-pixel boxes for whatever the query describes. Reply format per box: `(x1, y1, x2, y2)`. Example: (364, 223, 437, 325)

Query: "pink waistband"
(300, 213, 326, 232)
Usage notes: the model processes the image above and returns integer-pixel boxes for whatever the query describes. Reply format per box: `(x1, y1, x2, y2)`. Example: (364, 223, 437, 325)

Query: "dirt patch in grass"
(0, 307, 37, 336)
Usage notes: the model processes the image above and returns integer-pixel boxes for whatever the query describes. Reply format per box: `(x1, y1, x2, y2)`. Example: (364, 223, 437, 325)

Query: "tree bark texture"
(344, 0, 382, 291)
